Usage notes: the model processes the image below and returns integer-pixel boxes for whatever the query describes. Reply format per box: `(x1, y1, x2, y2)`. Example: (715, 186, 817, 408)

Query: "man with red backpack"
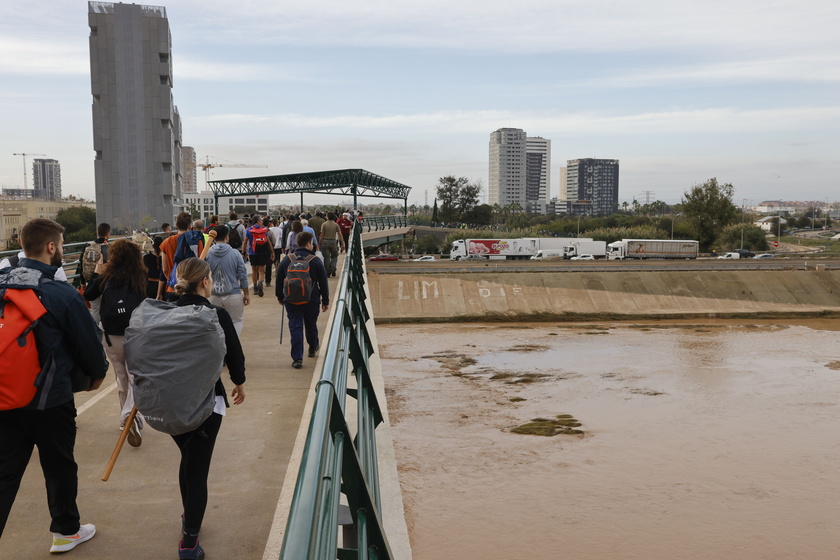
(275, 232, 329, 369)
(0, 218, 108, 551)
(245, 216, 275, 297)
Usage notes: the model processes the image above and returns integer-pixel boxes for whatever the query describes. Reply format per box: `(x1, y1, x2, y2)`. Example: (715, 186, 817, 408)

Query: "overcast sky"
(1, 0, 838, 208)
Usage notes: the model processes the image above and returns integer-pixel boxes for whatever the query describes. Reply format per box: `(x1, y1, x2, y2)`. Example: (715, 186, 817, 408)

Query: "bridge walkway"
(0, 260, 347, 559)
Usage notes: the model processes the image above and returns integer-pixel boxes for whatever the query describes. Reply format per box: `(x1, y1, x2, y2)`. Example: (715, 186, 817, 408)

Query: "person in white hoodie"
(205, 225, 250, 336)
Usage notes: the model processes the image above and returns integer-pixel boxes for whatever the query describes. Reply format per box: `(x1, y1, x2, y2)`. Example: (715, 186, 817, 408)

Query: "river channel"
(377, 320, 840, 559)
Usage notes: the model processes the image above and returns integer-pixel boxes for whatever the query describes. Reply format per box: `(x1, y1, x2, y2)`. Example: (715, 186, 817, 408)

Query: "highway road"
(367, 256, 840, 274)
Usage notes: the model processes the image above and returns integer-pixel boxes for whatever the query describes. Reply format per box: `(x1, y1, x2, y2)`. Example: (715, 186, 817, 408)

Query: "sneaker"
(179, 539, 205, 560)
(308, 345, 320, 358)
(292, 360, 303, 369)
(50, 523, 96, 553)
(127, 417, 142, 448)
(257, 282, 264, 297)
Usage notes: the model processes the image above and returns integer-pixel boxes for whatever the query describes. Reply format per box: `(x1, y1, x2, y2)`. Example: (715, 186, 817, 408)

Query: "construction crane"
(192, 156, 268, 187)
(12, 152, 46, 195)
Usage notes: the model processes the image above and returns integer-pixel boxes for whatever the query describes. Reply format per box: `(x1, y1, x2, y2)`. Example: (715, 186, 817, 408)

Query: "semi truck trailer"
(450, 237, 591, 260)
(561, 240, 607, 259)
(607, 239, 699, 260)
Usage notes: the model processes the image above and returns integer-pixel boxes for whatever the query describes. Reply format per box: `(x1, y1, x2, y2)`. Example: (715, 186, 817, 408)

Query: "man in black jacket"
(276, 232, 329, 368)
(0, 218, 109, 552)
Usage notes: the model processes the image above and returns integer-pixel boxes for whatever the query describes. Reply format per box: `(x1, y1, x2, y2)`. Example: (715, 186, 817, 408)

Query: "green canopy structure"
(207, 168, 411, 214)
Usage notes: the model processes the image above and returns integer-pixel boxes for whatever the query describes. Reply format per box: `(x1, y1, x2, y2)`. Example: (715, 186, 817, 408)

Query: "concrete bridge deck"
(0, 272, 343, 559)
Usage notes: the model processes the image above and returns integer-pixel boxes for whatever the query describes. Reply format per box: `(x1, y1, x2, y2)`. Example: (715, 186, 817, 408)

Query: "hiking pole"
(101, 406, 138, 482)
(279, 305, 285, 344)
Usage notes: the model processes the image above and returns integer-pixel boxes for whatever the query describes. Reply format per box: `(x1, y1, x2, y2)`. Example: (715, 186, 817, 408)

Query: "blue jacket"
(1, 259, 109, 409)
(275, 248, 329, 306)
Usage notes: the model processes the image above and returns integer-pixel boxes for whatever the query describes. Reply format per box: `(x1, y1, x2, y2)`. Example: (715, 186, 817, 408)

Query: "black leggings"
(171, 412, 223, 535)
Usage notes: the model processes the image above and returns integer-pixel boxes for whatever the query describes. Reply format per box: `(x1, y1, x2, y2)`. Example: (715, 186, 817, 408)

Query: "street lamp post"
(740, 199, 747, 250)
(577, 214, 581, 237)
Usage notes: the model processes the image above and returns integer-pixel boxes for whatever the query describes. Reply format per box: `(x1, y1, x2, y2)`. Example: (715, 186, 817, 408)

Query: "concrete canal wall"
(366, 269, 840, 322)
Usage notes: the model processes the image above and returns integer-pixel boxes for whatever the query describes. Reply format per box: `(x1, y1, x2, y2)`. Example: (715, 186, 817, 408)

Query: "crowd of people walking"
(0, 207, 363, 558)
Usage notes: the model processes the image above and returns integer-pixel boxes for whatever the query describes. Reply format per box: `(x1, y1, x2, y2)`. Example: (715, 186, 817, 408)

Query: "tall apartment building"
(88, 2, 182, 229)
(489, 128, 552, 213)
(32, 159, 61, 200)
(489, 128, 527, 207)
(181, 146, 197, 194)
(565, 158, 619, 216)
(525, 137, 550, 213)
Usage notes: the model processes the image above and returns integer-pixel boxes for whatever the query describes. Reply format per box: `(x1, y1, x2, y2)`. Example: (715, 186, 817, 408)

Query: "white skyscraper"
(489, 128, 552, 213)
(489, 128, 527, 207)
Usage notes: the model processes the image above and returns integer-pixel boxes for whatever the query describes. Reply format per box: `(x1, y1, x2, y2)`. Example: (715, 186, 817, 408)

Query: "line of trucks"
(449, 238, 700, 260)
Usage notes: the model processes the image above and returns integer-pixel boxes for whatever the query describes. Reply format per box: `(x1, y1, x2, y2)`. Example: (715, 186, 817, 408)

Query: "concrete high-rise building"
(525, 137, 550, 213)
(32, 159, 61, 200)
(558, 166, 567, 201)
(88, 1, 182, 229)
(489, 128, 553, 213)
(182, 146, 197, 194)
(565, 158, 619, 216)
(489, 128, 527, 208)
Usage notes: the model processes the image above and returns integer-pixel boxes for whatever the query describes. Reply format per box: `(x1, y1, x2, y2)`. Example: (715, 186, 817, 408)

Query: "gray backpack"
(124, 299, 226, 435)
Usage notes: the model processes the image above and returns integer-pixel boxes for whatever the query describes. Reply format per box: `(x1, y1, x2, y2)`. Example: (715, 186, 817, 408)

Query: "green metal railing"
(360, 215, 407, 233)
(280, 221, 394, 560)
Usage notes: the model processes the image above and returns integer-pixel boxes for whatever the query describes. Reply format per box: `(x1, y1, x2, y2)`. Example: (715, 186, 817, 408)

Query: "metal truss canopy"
(207, 169, 411, 202)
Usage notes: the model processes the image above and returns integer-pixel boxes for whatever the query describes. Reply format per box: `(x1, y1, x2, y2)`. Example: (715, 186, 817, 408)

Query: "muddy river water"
(377, 320, 840, 560)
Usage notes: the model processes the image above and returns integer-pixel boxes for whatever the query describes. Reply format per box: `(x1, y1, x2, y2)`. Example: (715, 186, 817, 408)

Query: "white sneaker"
(50, 523, 96, 553)
(127, 417, 142, 448)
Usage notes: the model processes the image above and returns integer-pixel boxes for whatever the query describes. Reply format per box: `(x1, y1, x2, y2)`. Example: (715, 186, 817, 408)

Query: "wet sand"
(378, 320, 840, 559)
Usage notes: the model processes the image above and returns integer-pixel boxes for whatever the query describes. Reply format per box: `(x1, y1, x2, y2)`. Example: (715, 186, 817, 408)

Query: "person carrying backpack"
(157, 212, 204, 302)
(226, 212, 246, 259)
(75, 222, 110, 324)
(83, 239, 148, 448)
(0, 218, 108, 551)
(276, 231, 329, 369)
(245, 216, 274, 297)
(131, 257, 245, 560)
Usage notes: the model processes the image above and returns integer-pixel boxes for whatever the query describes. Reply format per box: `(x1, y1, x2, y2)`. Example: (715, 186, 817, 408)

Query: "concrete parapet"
(367, 269, 840, 322)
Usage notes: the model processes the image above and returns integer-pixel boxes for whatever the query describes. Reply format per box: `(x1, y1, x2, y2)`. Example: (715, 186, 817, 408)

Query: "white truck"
(607, 239, 699, 260)
(450, 237, 590, 260)
(561, 240, 607, 260)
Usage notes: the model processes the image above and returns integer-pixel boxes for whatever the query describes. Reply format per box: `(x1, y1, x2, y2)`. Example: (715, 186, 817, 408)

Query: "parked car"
(734, 249, 755, 258)
(755, 253, 775, 259)
(369, 254, 399, 261)
(717, 252, 741, 259)
(570, 254, 596, 261)
(412, 255, 437, 262)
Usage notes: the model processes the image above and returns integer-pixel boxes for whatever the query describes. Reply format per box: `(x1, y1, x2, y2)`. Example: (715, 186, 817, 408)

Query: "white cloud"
(196, 105, 840, 137)
(0, 37, 88, 76)
(576, 55, 840, 88)
(177, 0, 840, 55)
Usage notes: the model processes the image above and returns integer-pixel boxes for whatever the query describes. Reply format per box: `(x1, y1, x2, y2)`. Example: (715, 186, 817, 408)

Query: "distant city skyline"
(1, 0, 838, 209)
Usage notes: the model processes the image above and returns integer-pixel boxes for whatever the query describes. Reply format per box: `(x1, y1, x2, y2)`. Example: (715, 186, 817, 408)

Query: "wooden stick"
(101, 406, 138, 482)
(101, 230, 219, 482)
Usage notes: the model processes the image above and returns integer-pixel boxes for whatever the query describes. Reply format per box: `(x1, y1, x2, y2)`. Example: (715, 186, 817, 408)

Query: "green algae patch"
(508, 344, 550, 352)
(511, 414, 584, 437)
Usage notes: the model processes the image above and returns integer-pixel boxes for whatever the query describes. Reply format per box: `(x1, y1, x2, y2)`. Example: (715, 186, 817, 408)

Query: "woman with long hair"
(84, 239, 148, 446)
(143, 235, 164, 299)
(171, 257, 245, 560)
(286, 219, 303, 254)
